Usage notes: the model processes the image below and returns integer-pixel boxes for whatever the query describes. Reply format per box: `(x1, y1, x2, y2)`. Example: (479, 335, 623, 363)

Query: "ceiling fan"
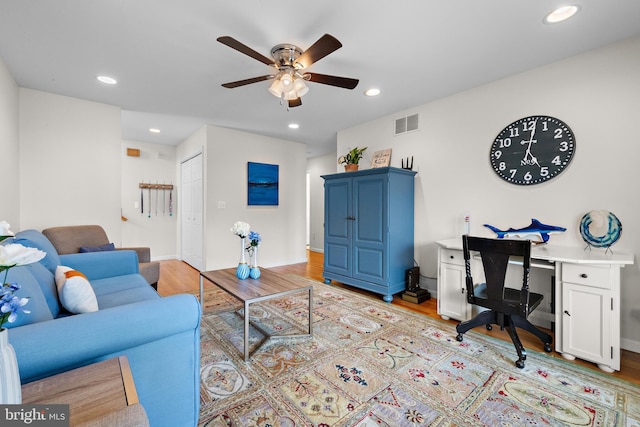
(217, 34, 359, 108)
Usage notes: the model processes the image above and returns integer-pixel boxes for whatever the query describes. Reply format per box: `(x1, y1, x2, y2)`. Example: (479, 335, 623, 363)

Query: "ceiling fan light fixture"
(283, 89, 299, 101)
(280, 72, 293, 90)
(293, 78, 309, 97)
(268, 79, 284, 97)
(269, 73, 309, 100)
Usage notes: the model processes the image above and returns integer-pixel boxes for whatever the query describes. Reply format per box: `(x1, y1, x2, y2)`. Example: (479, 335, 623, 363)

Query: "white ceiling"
(1, 1, 639, 158)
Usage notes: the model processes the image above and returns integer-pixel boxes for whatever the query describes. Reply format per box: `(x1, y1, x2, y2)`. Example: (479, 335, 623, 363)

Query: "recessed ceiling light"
(543, 5, 580, 24)
(149, 128, 161, 133)
(97, 75, 117, 85)
(288, 123, 299, 129)
(365, 88, 381, 97)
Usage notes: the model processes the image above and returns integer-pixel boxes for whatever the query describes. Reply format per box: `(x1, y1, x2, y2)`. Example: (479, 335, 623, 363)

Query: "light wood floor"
(157, 251, 640, 386)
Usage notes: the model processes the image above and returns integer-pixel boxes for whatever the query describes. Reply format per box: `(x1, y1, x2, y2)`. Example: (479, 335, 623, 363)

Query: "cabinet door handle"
(346, 216, 356, 220)
(450, 255, 454, 259)
(580, 273, 588, 278)
(564, 310, 571, 316)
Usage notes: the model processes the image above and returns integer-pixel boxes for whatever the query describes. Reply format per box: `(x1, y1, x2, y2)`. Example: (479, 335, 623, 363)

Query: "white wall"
(19, 89, 122, 239)
(0, 58, 20, 228)
(335, 36, 640, 350)
(177, 125, 307, 271)
(121, 140, 178, 258)
(307, 153, 336, 252)
(10, 87, 183, 257)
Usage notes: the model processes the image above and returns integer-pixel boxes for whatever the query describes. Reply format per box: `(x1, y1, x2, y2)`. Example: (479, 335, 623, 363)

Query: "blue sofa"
(4, 230, 201, 427)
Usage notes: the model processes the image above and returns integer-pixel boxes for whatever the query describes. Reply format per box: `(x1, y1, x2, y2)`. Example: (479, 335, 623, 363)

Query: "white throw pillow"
(55, 266, 99, 314)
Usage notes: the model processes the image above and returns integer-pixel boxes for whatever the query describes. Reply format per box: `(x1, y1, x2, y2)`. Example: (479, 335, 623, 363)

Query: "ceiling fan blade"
(288, 98, 302, 108)
(221, 75, 273, 88)
(306, 72, 359, 90)
(217, 36, 274, 66)
(296, 34, 342, 69)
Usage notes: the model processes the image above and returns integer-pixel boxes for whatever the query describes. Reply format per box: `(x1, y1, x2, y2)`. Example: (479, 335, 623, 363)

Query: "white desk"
(436, 238, 634, 372)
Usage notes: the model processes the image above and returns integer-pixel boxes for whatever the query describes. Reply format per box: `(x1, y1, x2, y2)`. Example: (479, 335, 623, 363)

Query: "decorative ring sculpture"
(579, 210, 621, 251)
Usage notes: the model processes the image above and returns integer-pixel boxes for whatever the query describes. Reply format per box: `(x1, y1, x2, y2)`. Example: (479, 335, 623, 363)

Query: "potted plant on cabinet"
(338, 147, 367, 172)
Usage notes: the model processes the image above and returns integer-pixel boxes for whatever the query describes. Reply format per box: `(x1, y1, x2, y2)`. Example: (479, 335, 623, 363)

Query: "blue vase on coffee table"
(236, 238, 250, 279)
(249, 246, 260, 279)
(236, 263, 250, 280)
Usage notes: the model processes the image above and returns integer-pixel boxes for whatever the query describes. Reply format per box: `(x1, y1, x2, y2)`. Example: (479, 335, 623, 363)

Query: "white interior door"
(181, 153, 203, 270)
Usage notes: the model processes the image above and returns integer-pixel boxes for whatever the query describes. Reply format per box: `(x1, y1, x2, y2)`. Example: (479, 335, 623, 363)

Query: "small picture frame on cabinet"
(371, 149, 392, 168)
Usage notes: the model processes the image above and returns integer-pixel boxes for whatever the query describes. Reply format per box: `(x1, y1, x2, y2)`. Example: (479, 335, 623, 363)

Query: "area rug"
(196, 276, 639, 426)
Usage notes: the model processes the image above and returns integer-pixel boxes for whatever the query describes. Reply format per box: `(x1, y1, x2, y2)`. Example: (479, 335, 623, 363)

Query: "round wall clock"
(489, 115, 575, 185)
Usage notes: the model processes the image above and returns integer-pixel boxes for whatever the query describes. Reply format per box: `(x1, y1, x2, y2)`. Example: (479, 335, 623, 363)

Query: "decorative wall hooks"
(139, 183, 174, 190)
(139, 182, 174, 217)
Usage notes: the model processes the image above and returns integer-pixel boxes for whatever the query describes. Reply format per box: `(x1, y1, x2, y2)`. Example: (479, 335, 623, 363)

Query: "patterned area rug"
(196, 276, 639, 426)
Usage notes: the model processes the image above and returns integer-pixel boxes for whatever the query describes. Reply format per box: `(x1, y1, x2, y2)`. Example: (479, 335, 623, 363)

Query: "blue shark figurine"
(484, 218, 566, 243)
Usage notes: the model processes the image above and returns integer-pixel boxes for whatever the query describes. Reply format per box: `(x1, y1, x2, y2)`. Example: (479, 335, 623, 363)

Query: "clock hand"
(520, 119, 540, 166)
(528, 119, 537, 142)
(524, 119, 537, 151)
(528, 120, 542, 167)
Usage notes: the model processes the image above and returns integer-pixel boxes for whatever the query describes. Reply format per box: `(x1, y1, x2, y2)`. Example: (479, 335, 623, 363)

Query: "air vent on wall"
(394, 113, 419, 136)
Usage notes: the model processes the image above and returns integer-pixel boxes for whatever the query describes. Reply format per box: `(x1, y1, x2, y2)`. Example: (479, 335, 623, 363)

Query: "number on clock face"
(490, 115, 575, 185)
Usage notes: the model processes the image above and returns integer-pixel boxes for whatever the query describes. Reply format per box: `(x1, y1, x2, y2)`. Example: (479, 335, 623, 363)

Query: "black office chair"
(455, 235, 552, 368)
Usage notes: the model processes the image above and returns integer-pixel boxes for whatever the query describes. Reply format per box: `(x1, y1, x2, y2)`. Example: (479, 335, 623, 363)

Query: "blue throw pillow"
(79, 243, 115, 253)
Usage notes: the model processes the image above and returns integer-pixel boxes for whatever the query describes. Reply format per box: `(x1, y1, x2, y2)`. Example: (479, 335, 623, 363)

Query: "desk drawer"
(562, 263, 610, 288)
(441, 248, 464, 266)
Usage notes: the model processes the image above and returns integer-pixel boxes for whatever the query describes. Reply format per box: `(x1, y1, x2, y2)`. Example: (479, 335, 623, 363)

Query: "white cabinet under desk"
(436, 237, 634, 373)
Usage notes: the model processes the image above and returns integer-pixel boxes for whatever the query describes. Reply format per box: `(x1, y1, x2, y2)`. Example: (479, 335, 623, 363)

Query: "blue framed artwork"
(247, 162, 279, 206)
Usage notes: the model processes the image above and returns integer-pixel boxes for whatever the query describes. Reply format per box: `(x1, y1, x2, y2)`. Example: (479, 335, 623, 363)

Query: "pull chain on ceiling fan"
(217, 34, 359, 108)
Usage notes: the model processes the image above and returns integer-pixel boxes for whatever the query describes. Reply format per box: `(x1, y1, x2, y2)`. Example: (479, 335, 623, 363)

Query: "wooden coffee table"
(200, 268, 313, 360)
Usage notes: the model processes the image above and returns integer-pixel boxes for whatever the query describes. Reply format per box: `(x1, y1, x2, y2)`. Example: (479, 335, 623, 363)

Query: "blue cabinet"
(322, 167, 416, 302)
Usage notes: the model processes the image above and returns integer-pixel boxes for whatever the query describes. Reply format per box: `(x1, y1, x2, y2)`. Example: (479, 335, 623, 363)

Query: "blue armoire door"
(352, 175, 386, 284)
(324, 177, 352, 277)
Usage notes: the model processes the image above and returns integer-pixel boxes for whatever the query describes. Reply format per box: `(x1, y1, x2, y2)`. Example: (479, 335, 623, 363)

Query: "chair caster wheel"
(515, 359, 525, 369)
(486, 324, 493, 331)
(544, 344, 552, 353)
(456, 334, 463, 342)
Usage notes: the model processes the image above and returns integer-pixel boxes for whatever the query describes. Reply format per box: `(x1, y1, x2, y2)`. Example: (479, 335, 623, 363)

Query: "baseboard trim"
(263, 257, 308, 268)
(151, 255, 177, 261)
(621, 338, 640, 354)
